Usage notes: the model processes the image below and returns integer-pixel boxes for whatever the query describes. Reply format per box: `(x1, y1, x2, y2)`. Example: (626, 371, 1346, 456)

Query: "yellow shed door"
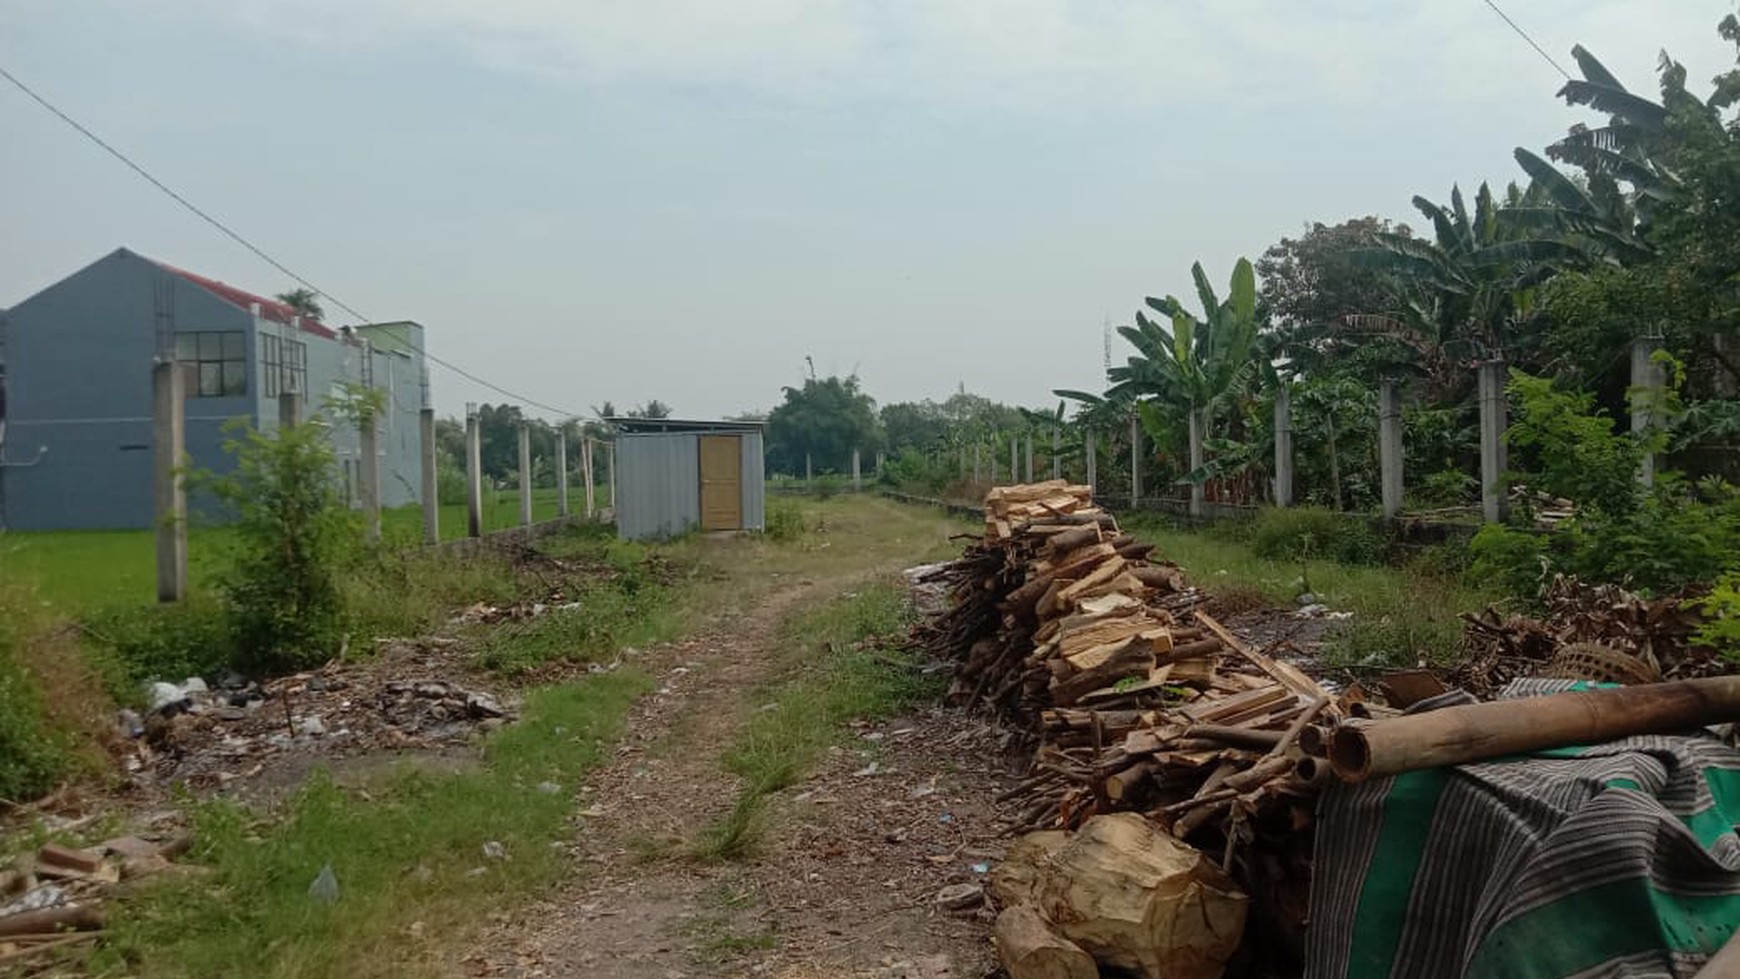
(698, 435, 744, 531)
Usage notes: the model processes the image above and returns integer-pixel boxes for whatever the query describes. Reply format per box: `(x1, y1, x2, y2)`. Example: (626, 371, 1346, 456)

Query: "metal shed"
(611, 418, 765, 540)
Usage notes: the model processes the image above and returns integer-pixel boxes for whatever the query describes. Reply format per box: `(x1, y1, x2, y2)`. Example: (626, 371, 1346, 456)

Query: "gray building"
(613, 418, 765, 540)
(0, 247, 427, 530)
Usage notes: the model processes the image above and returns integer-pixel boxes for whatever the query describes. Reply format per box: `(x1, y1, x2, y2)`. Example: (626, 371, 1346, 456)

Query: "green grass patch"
(93, 670, 652, 979)
(694, 582, 943, 860)
(1123, 513, 1496, 669)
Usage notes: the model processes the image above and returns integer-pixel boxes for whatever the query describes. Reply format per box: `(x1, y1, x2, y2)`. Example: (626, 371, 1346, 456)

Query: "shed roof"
(609, 417, 765, 435)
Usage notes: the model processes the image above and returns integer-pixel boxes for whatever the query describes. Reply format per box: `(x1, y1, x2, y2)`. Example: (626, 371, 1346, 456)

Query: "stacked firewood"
(916, 482, 1347, 977)
(916, 481, 1345, 847)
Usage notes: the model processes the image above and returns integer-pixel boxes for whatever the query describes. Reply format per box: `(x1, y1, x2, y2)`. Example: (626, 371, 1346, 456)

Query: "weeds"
(95, 671, 651, 978)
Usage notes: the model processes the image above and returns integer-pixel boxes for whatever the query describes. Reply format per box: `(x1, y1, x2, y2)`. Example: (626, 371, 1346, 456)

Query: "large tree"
(764, 375, 883, 475)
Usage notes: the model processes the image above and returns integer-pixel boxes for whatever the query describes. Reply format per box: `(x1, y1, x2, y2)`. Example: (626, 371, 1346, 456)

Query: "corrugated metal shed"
(612, 419, 765, 540)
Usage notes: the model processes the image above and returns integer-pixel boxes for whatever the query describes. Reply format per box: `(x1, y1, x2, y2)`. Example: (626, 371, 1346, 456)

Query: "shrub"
(0, 639, 66, 801)
(1249, 506, 1384, 566)
(763, 499, 807, 542)
(84, 595, 235, 692)
(201, 419, 360, 674)
(1469, 524, 1551, 600)
(812, 474, 845, 500)
(1693, 572, 1740, 662)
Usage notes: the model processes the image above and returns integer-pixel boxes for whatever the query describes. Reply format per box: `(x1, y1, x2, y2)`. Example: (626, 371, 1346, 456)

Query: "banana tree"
(1060, 258, 1260, 514)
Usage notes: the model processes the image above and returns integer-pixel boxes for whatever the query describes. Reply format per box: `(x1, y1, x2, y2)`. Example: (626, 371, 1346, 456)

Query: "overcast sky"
(2, 2, 1733, 420)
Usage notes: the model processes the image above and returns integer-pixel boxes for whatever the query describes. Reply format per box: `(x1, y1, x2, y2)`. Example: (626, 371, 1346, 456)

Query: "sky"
(1, 1, 1734, 420)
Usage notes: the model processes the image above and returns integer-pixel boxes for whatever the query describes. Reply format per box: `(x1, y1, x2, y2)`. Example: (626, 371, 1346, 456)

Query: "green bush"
(812, 474, 845, 500)
(201, 419, 360, 674)
(0, 632, 66, 799)
(1469, 524, 1551, 600)
(1248, 506, 1385, 566)
(84, 595, 235, 693)
(763, 499, 808, 542)
(1692, 572, 1740, 662)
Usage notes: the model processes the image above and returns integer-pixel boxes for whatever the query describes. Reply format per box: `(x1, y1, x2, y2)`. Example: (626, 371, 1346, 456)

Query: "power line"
(1480, 0, 1572, 80)
(0, 63, 585, 419)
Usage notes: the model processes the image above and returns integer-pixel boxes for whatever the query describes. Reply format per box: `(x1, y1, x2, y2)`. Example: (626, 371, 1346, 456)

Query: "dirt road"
(466, 509, 1011, 978)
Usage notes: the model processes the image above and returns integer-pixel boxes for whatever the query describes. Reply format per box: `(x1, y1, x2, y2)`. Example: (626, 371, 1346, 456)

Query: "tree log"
(1329, 676, 1740, 782)
(1050, 640, 1153, 706)
(0, 903, 105, 937)
(995, 905, 1100, 979)
(1046, 526, 1103, 556)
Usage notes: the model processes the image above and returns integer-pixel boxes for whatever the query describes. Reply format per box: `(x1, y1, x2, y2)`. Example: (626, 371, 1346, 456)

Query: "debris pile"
(122, 641, 518, 790)
(0, 834, 188, 966)
(913, 481, 1348, 977)
(1456, 573, 1706, 696)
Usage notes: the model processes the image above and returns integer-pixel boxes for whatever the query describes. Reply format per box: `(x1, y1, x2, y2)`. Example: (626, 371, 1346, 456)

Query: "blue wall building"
(0, 248, 427, 530)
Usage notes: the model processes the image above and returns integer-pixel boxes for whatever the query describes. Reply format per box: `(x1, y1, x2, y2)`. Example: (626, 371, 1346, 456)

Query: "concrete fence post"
(1024, 434, 1034, 483)
(1130, 413, 1142, 506)
(1009, 435, 1018, 486)
(153, 360, 187, 603)
(359, 409, 381, 542)
(1478, 360, 1509, 523)
(1273, 386, 1293, 508)
(1085, 427, 1097, 492)
(852, 449, 862, 491)
(556, 431, 570, 516)
(583, 437, 596, 518)
(518, 422, 533, 527)
(1631, 334, 1666, 487)
(420, 407, 439, 544)
(465, 405, 483, 538)
(1051, 428, 1060, 480)
(1378, 379, 1404, 521)
(1187, 408, 1204, 518)
(608, 442, 617, 509)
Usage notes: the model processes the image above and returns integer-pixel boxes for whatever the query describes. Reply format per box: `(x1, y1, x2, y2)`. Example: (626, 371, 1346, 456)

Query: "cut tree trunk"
(996, 905, 1100, 979)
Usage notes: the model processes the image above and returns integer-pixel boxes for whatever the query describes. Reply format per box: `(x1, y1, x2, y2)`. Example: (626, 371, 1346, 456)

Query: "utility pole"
(556, 430, 570, 516)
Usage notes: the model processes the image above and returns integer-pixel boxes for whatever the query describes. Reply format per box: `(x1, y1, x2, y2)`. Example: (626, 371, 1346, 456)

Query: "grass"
(92, 671, 652, 978)
(693, 581, 945, 860)
(1122, 512, 1499, 668)
(6, 495, 970, 976)
(0, 487, 612, 614)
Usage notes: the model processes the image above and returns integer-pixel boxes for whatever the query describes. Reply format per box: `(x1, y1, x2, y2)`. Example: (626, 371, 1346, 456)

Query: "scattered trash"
(536, 781, 562, 795)
(298, 715, 327, 737)
(308, 863, 340, 905)
(482, 841, 507, 861)
(933, 882, 984, 911)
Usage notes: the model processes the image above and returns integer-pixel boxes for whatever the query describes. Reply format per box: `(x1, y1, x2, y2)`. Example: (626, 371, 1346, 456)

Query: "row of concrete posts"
(153, 372, 613, 603)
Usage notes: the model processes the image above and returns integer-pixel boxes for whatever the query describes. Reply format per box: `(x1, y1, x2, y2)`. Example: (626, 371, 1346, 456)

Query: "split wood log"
(1050, 641, 1153, 706)
(1160, 638, 1223, 662)
(1196, 612, 1328, 703)
(1115, 542, 1158, 562)
(1046, 525, 1103, 556)
(1031, 813, 1247, 979)
(995, 905, 1101, 979)
(1185, 725, 1282, 751)
(1132, 566, 1185, 591)
(1329, 676, 1740, 782)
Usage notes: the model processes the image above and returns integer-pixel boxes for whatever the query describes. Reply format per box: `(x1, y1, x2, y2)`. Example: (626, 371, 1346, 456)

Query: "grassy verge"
(1122, 513, 1499, 668)
(93, 671, 651, 978)
(694, 581, 944, 860)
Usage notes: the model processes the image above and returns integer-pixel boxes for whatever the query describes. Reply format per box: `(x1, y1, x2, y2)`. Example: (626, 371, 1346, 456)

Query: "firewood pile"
(1455, 573, 1710, 696)
(913, 481, 1349, 977)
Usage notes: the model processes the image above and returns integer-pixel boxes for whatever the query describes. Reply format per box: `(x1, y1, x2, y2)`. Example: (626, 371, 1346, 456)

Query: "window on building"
(175, 331, 247, 397)
(260, 334, 308, 398)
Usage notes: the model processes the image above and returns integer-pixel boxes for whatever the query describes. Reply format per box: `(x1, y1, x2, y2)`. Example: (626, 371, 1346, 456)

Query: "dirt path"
(464, 560, 1012, 978)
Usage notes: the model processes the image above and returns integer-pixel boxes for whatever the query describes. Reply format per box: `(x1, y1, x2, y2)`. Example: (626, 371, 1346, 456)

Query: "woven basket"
(1543, 641, 1662, 686)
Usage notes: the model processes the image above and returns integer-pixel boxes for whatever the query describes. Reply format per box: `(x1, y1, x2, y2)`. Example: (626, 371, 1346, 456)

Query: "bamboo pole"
(1329, 677, 1740, 782)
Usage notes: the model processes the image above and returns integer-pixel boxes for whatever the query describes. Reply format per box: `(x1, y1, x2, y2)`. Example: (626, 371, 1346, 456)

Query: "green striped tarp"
(1307, 680, 1740, 979)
